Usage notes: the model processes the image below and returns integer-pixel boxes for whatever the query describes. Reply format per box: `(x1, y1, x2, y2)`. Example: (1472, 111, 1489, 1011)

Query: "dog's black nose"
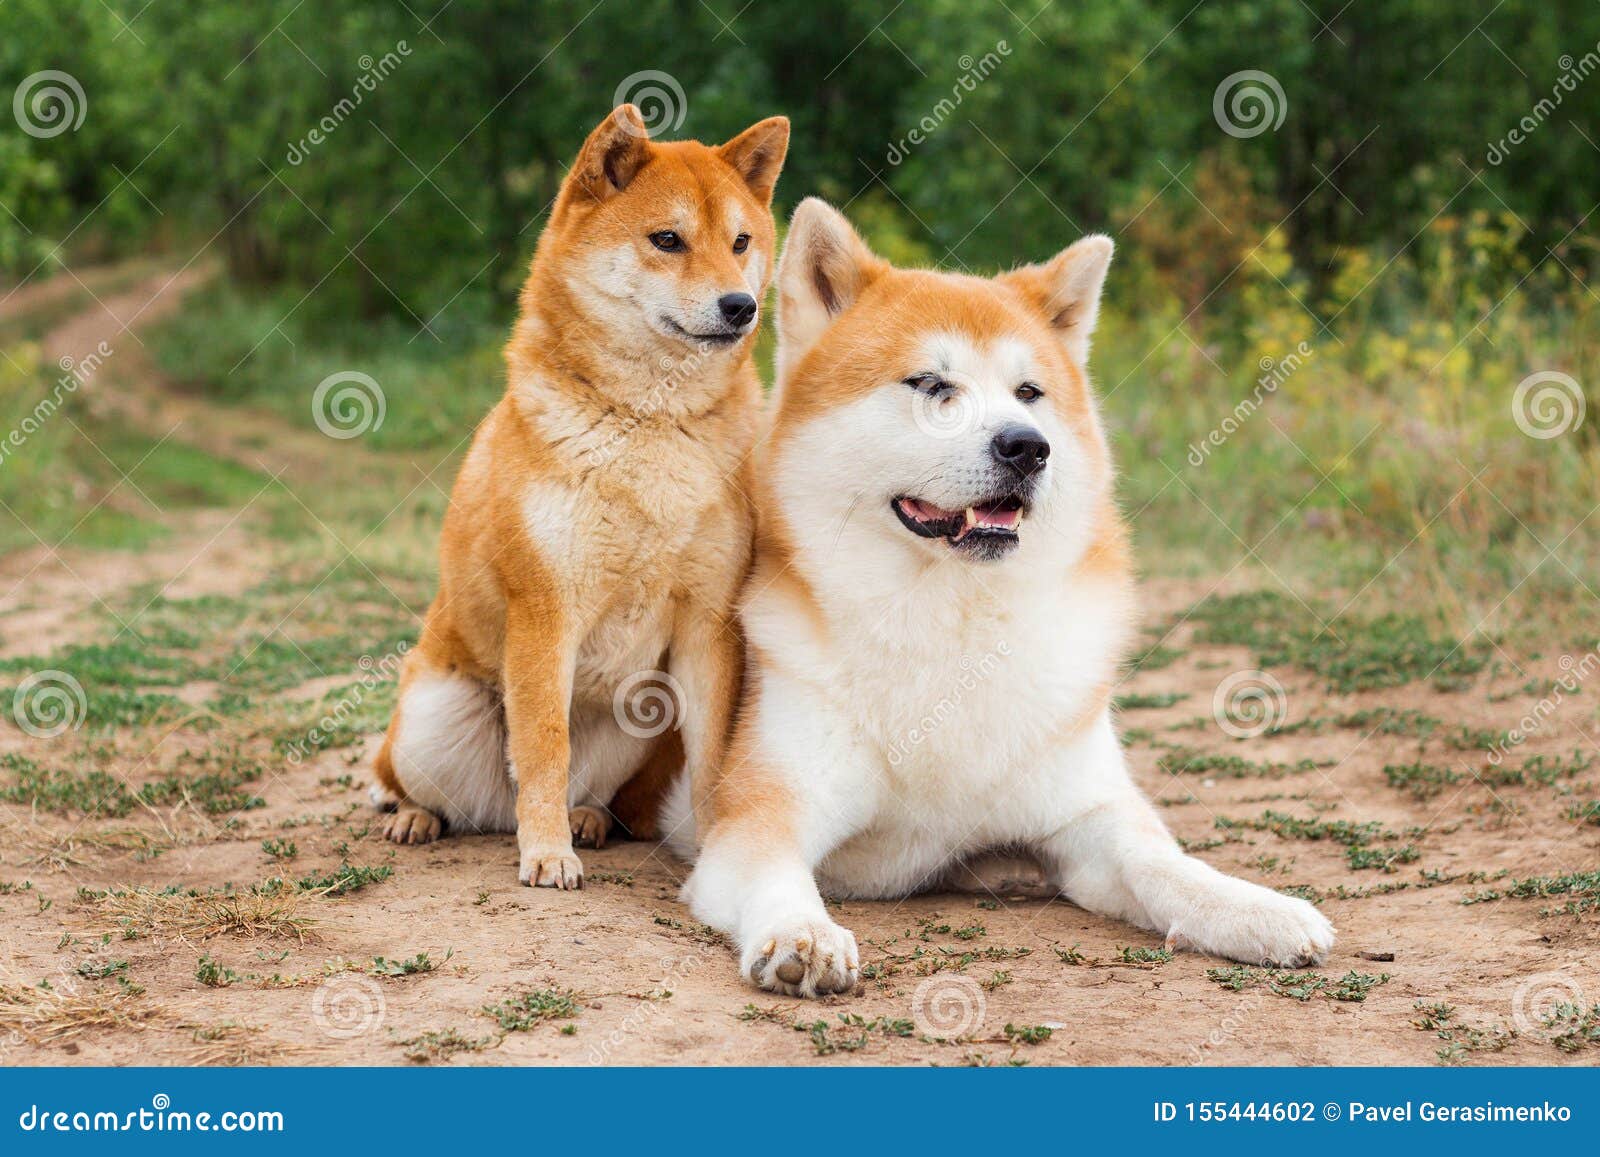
(717, 293, 758, 327)
(992, 424, 1050, 475)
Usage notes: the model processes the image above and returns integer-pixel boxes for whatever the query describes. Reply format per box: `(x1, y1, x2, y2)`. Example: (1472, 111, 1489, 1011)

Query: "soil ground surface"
(2, 271, 1597, 1067)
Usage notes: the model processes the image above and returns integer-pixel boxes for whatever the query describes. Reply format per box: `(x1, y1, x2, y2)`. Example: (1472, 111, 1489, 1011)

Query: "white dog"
(665, 199, 1334, 996)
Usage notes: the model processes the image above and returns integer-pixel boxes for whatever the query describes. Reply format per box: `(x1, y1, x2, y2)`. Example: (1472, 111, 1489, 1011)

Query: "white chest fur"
(748, 562, 1131, 896)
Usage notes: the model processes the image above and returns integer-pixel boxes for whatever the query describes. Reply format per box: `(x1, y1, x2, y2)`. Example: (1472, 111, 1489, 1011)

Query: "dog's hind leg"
(938, 850, 1055, 900)
(376, 650, 514, 845)
(568, 805, 611, 849)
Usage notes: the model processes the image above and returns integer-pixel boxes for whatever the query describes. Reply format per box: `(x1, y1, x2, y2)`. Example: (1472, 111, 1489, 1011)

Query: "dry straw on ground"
(81, 886, 319, 943)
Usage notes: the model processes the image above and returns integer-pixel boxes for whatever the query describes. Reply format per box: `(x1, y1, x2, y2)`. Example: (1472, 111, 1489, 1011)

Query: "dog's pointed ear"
(1000, 234, 1114, 367)
(571, 105, 653, 201)
(717, 116, 789, 204)
(776, 198, 886, 378)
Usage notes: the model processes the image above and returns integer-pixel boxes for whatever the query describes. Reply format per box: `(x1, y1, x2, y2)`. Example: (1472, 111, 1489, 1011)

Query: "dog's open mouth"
(892, 495, 1026, 558)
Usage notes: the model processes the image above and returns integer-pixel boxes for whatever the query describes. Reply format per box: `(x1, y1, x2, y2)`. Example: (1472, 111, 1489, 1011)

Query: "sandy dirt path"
(1, 274, 1597, 1067)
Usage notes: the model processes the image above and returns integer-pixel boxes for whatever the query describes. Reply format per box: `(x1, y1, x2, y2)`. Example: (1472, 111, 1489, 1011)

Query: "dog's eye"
(649, 231, 683, 252)
(903, 373, 950, 395)
(1015, 382, 1044, 402)
(732, 233, 750, 254)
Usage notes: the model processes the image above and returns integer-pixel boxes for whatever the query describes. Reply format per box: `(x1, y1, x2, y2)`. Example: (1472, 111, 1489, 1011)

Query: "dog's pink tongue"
(973, 502, 1020, 530)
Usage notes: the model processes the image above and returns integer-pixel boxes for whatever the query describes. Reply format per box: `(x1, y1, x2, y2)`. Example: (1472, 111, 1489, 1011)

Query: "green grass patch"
(1115, 691, 1188, 710)
(1186, 591, 1491, 692)
(0, 349, 272, 553)
(1336, 707, 1442, 739)
(1463, 870, 1600, 915)
(0, 754, 134, 817)
(147, 284, 505, 454)
(370, 951, 446, 977)
(1383, 760, 1461, 800)
(0, 747, 273, 820)
(75, 958, 131, 979)
(1126, 642, 1184, 674)
(1207, 965, 1390, 1001)
(483, 989, 579, 1031)
(1544, 1003, 1600, 1053)
(397, 1027, 498, 1063)
(288, 863, 393, 897)
(1215, 809, 1419, 872)
(794, 1012, 915, 1054)
(1413, 1000, 1515, 1064)
(1116, 946, 1173, 965)
(1159, 746, 1330, 779)
(1003, 1023, 1054, 1044)
(1566, 801, 1600, 826)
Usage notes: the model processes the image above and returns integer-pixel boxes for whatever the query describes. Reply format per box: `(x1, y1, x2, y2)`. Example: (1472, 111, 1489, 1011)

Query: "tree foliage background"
(3, 0, 1598, 325)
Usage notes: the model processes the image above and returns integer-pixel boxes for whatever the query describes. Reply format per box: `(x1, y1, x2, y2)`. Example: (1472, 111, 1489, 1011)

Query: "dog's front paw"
(1168, 881, 1333, 967)
(742, 917, 859, 997)
(519, 845, 584, 890)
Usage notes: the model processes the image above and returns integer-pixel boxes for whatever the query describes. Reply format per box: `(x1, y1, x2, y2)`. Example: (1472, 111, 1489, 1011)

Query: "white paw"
(742, 917, 859, 998)
(1168, 880, 1334, 967)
